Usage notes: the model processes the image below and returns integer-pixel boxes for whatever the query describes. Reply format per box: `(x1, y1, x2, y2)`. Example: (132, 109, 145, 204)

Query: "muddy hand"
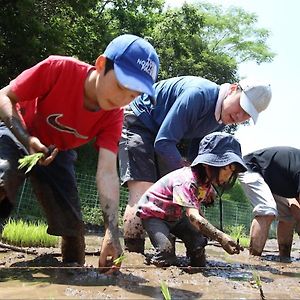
(98, 230, 122, 275)
(221, 234, 244, 254)
(28, 136, 58, 166)
(40, 145, 59, 166)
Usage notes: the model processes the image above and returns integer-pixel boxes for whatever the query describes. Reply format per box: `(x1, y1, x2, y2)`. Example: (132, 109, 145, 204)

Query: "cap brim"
(114, 64, 155, 96)
(240, 92, 258, 124)
(191, 153, 247, 172)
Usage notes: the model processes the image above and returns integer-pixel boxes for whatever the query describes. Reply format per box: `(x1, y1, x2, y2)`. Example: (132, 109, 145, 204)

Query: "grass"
(1, 219, 59, 247)
(226, 224, 250, 248)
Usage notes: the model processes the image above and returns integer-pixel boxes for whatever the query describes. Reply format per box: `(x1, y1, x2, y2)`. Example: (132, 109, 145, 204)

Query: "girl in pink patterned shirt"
(136, 132, 247, 268)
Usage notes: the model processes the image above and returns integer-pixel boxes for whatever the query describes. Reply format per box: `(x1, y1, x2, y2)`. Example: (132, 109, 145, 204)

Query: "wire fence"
(12, 173, 256, 234)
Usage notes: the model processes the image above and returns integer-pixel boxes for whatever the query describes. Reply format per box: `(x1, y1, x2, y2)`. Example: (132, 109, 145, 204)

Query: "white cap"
(239, 78, 272, 124)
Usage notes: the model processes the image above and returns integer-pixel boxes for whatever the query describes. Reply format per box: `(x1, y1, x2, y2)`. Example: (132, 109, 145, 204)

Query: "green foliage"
(81, 205, 103, 226)
(1, 0, 274, 86)
(1, 219, 59, 247)
(75, 142, 98, 175)
(221, 180, 249, 203)
(202, 182, 252, 233)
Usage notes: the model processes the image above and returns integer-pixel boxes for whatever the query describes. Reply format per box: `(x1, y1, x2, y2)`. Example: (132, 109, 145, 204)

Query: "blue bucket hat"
(191, 132, 247, 172)
(104, 34, 159, 98)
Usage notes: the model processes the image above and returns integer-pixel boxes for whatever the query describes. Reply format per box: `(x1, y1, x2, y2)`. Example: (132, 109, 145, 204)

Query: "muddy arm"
(0, 86, 31, 149)
(96, 148, 122, 273)
(187, 208, 242, 254)
(0, 86, 55, 163)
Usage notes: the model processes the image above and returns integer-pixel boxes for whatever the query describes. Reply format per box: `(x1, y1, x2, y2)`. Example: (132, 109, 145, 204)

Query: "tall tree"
(151, 2, 275, 83)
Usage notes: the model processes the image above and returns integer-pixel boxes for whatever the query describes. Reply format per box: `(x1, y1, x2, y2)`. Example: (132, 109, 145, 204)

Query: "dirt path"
(0, 235, 300, 299)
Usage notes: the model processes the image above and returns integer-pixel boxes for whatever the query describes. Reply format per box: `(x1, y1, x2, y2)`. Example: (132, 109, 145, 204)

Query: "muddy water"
(0, 235, 300, 299)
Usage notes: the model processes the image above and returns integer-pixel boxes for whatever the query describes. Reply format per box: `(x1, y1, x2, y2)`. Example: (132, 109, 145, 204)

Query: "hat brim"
(191, 152, 247, 172)
(240, 92, 258, 124)
(114, 63, 155, 97)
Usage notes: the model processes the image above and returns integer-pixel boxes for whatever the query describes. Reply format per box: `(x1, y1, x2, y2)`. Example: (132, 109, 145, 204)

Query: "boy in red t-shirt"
(0, 34, 159, 273)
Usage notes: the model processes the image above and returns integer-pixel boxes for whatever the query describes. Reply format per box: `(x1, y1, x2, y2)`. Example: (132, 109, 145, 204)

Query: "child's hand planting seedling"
(18, 152, 44, 174)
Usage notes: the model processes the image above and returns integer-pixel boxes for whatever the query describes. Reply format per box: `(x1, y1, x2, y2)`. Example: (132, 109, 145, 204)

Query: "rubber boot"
(61, 235, 85, 266)
(124, 238, 145, 254)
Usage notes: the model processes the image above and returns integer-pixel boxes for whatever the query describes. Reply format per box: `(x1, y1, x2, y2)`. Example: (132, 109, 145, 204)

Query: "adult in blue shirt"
(118, 75, 272, 253)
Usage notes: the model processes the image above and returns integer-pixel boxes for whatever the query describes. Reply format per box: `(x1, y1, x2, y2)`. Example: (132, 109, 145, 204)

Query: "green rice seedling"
(252, 270, 266, 300)
(226, 224, 250, 248)
(113, 254, 126, 265)
(160, 281, 171, 300)
(18, 152, 44, 173)
(253, 271, 262, 288)
(1, 219, 58, 247)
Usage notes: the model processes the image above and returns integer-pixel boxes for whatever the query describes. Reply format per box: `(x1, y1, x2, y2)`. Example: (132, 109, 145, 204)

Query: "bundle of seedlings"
(18, 152, 44, 173)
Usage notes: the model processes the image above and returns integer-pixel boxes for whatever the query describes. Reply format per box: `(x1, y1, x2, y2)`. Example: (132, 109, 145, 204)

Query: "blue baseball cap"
(191, 132, 247, 172)
(104, 34, 159, 97)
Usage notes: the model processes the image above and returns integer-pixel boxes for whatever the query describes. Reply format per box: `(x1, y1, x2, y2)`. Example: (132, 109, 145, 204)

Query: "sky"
(164, 0, 300, 155)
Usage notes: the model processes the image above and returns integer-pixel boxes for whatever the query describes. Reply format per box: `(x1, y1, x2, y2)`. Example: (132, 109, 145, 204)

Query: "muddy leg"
(61, 234, 85, 266)
(123, 181, 152, 253)
(174, 216, 207, 267)
(189, 247, 206, 267)
(249, 215, 275, 256)
(277, 220, 294, 260)
(142, 218, 177, 266)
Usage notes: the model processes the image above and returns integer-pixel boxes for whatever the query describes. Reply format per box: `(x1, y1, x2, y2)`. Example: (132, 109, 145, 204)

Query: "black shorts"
(0, 122, 84, 236)
(118, 108, 168, 186)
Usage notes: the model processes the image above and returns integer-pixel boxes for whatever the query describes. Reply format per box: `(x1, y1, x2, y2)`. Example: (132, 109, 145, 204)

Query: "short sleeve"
(173, 181, 200, 209)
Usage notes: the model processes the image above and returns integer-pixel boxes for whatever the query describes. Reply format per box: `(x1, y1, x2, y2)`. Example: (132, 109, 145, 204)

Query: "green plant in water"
(113, 254, 126, 265)
(18, 152, 44, 173)
(160, 281, 171, 300)
(253, 271, 262, 288)
(1, 218, 58, 247)
(226, 224, 250, 248)
(252, 270, 266, 300)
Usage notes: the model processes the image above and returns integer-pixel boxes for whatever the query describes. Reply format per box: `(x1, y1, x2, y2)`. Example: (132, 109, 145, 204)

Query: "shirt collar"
(214, 83, 231, 124)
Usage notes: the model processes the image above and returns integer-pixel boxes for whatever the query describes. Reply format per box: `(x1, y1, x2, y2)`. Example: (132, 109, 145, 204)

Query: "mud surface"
(1, 234, 300, 299)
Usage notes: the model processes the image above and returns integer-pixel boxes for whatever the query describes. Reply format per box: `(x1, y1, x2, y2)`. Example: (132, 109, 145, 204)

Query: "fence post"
(16, 179, 27, 217)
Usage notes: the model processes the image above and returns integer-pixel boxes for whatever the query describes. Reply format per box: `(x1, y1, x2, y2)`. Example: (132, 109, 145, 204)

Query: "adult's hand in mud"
(220, 234, 244, 254)
(98, 229, 123, 275)
(28, 136, 58, 166)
